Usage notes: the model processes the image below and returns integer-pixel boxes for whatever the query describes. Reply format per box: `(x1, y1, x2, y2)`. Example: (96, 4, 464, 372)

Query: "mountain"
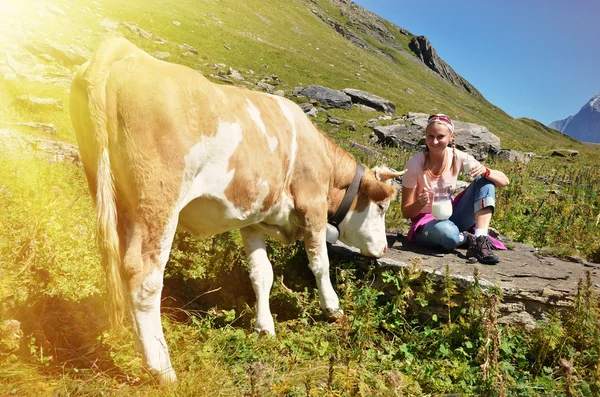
(548, 115, 573, 132)
(549, 94, 600, 143)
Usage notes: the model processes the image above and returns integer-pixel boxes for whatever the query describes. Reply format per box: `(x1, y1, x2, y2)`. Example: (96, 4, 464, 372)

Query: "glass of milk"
(432, 186, 453, 220)
(463, 158, 474, 180)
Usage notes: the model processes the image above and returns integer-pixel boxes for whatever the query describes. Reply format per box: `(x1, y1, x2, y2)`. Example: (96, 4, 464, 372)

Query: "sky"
(352, 0, 600, 125)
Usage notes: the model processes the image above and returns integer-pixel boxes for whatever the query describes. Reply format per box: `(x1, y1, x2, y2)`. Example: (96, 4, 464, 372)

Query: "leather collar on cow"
(327, 163, 365, 243)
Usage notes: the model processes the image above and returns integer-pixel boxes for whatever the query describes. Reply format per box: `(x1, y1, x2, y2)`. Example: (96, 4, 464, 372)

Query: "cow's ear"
(373, 167, 407, 182)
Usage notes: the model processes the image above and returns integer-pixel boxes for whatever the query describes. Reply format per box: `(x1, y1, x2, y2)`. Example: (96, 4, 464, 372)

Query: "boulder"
(370, 114, 502, 159)
(342, 88, 395, 114)
(299, 85, 351, 109)
(551, 149, 579, 157)
(497, 149, 535, 163)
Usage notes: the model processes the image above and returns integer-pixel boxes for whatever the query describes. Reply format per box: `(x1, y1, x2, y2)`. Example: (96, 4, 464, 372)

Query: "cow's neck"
(320, 135, 362, 216)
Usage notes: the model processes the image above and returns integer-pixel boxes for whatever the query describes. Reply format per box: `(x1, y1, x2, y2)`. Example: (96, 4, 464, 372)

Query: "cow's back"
(73, 37, 332, 236)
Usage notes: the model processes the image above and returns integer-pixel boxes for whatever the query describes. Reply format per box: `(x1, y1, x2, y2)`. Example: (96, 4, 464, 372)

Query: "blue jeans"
(415, 177, 496, 250)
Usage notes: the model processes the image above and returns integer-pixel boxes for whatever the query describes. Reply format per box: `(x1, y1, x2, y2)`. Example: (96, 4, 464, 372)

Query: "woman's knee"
(473, 178, 496, 213)
(432, 221, 461, 249)
(474, 177, 496, 197)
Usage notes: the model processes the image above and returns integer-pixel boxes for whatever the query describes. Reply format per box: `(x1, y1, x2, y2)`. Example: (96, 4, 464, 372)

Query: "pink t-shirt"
(402, 148, 476, 214)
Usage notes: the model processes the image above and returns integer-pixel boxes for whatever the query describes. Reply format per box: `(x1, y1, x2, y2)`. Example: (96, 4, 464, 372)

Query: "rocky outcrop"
(309, 1, 481, 98)
(329, 235, 600, 331)
(408, 36, 482, 97)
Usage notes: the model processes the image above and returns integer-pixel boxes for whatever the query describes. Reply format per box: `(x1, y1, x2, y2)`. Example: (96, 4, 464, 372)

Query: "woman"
(401, 114, 510, 264)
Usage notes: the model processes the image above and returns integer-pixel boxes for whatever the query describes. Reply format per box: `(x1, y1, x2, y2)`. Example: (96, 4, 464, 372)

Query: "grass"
(1, 0, 600, 395)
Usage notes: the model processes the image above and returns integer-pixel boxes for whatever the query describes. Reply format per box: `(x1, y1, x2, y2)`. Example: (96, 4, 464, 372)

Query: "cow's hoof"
(147, 367, 178, 385)
(254, 327, 275, 337)
(323, 307, 344, 320)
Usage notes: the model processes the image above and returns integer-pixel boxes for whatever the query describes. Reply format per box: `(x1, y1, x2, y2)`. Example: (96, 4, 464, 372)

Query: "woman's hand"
(470, 162, 487, 179)
(417, 189, 431, 208)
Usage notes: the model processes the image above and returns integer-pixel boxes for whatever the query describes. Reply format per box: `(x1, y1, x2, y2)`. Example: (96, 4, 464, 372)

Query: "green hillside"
(1, 0, 596, 157)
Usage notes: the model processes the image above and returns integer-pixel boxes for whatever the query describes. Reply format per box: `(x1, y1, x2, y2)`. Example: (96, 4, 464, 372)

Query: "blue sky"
(352, 0, 600, 125)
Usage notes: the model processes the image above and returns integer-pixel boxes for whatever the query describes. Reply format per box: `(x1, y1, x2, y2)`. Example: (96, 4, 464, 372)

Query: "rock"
(179, 43, 198, 54)
(299, 85, 352, 109)
(298, 102, 317, 117)
(122, 22, 153, 39)
(498, 311, 538, 331)
(0, 319, 23, 353)
(371, 124, 423, 150)
(99, 19, 119, 31)
(17, 95, 63, 111)
(350, 142, 380, 158)
(257, 82, 274, 93)
(2, 121, 56, 135)
(327, 115, 344, 125)
(152, 52, 171, 60)
(27, 39, 88, 66)
(227, 68, 244, 81)
(342, 88, 395, 114)
(551, 149, 579, 157)
(0, 129, 81, 166)
(496, 149, 535, 163)
(370, 113, 502, 159)
(409, 36, 479, 96)
(328, 234, 599, 327)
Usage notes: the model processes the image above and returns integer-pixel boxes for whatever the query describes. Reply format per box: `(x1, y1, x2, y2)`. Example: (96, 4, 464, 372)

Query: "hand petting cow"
(70, 37, 405, 383)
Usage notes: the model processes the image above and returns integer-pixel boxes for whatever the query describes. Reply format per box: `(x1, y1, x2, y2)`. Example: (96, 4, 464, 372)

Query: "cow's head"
(337, 167, 405, 257)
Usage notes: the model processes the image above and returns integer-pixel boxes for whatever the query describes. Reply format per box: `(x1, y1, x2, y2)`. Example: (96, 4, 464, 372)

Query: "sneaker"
(466, 235, 500, 265)
(457, 231, 473, 248)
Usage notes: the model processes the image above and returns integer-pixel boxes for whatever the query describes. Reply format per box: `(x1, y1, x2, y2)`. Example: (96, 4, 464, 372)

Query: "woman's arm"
(401, 186, 430, 219)
(468, 163, 510, 188)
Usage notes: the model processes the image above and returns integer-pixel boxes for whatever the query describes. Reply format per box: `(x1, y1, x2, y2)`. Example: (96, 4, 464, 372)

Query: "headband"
(427, 114, 454, 134)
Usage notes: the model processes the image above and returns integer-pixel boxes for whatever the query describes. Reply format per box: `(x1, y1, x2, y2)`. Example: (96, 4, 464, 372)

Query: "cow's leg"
(125, 216, 178, 384)
(240, 227, 275, 335)
(304, 227, 342, 318)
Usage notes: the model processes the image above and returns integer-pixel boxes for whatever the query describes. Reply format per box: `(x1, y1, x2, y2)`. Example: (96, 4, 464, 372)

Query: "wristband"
(484, 168, 491, 178)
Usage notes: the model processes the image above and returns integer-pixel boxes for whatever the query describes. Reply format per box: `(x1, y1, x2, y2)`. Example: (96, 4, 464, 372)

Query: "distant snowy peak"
(588, 93, 600, 111)
(548, 94, 600, 143)
(548, 115, 573, 132)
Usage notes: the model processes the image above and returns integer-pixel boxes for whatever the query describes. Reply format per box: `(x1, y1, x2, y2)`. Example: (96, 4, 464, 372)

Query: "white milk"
(463, 161, 474, 180)
(463, 161, 472, 174)
(432, 199, 453, 220)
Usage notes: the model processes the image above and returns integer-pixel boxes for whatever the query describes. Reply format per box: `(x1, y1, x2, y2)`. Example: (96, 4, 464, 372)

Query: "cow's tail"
(95, 147, 128, 333)
(70, 37, 135, 333)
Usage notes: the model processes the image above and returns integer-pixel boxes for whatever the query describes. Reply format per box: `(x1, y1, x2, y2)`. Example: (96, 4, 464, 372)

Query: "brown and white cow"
(70, 37, 404, 383)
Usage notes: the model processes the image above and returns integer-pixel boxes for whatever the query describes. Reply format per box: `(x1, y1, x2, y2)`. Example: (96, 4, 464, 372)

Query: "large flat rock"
(329, 234, 600, 328)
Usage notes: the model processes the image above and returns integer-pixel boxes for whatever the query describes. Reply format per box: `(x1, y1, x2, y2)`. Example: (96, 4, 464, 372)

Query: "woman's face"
(425, 122, 453, 153)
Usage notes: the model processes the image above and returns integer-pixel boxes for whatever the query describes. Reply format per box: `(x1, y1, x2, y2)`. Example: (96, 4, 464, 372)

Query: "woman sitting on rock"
(401, 114, 510, 264)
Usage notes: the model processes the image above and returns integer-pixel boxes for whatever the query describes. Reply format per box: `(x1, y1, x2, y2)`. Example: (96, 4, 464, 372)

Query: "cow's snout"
(361, 244, 387, 258)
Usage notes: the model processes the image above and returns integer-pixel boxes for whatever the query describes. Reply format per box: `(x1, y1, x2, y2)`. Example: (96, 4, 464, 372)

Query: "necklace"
(425, 150, 447, 179)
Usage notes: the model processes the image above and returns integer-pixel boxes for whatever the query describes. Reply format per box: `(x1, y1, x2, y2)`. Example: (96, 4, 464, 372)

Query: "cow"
(69, 37, 404, 383)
